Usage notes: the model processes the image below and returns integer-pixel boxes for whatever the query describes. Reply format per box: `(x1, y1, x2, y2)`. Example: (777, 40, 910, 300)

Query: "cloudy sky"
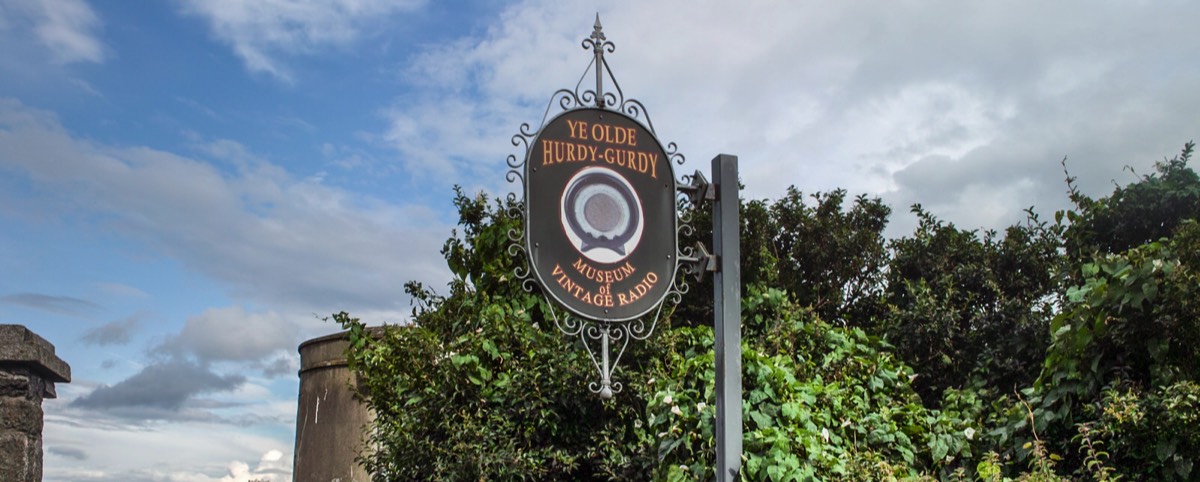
(2, 0, 1198, 480)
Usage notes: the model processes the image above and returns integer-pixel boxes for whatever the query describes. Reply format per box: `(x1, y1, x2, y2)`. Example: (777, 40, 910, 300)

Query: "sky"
(2, 1, 1199, 480)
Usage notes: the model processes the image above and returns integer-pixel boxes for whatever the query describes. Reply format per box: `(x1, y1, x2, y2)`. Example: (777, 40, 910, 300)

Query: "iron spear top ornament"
(505, 16, 702, 398)
(590, 14, 606, 107)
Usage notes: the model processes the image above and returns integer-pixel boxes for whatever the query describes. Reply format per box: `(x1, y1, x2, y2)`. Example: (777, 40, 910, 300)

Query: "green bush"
(338, 143, 1200, 481)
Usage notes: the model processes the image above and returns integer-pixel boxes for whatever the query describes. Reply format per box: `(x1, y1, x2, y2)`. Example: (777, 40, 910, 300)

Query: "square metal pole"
(712, 154, 742, 480)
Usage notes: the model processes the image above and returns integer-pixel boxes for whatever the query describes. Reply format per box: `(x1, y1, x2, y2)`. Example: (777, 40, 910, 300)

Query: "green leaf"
(767, 463, 783, 481)
(450, 354, 476, 366)
(932, 440, 948, 461)
(749, 410, 774, 429)
(1176, 456, 1193, 479)
(1157, 438, 1177, 462)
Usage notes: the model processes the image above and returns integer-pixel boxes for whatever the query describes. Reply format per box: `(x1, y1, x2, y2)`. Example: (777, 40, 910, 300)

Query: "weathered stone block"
(0, 325, 71, 389)
(0, 431, 37, 482)
(1, 398, 43, 433)
(0, 370, 31, 398)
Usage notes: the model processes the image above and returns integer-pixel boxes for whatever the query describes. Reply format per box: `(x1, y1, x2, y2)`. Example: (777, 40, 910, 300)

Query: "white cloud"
(0, 0, 106, 64)
(43, 408, 293, 482)
(219, 449, 291, 482)
(176, 0, 425, 82)
(45, 380, 296, 481)
(34, 0, 104, 63)
(0, 98, 451, 323)
(383, 0, 1200, 236)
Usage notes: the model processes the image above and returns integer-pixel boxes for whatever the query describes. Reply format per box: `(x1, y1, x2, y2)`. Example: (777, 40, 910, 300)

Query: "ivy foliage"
(648, 288, 983, 482)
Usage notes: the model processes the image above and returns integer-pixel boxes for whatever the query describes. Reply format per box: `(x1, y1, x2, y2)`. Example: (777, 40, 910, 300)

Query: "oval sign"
(525, 108, 677, 321)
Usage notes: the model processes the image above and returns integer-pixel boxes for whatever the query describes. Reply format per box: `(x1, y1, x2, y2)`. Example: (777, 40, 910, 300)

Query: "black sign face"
(526, 108, 677, 321)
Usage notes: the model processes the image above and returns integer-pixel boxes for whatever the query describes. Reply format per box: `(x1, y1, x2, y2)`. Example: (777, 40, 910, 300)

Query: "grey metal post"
(711, 154, 742, 480)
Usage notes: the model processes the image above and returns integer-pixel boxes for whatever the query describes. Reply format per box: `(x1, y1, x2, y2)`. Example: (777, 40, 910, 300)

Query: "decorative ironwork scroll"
(506, 15, 693, 398)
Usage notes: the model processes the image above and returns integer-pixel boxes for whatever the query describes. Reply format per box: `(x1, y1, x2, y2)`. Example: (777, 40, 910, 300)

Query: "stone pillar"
(0, 325, 71, 482)
(292, 331, 374, 482)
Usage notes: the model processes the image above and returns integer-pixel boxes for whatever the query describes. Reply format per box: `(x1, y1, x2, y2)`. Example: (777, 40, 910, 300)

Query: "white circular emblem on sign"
(560, 166, 644, 264)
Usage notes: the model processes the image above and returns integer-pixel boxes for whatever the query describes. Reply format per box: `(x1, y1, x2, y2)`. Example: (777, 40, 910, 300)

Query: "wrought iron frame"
(506, 16, 705, 398)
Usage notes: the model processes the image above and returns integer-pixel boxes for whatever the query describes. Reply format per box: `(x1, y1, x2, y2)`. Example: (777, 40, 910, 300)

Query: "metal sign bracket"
(678, 242, 717, 282)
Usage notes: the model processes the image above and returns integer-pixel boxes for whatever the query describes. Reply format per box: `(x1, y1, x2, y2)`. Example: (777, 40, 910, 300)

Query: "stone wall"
(0, 325, 71, 482)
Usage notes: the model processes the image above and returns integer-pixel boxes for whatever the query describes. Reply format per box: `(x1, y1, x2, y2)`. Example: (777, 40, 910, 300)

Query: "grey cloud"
(258, 354, 299, 378)
(155, 306, 299, 365)
(81, 313, 144, 346)
(48, 445, 87, 461)
(70, 360, 245, 418)
(0, 292, 101, 317)
(882, 70, 1200, 237)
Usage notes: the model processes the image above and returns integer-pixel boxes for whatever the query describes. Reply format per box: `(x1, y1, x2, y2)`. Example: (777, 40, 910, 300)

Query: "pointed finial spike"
(591, 13, 605, 42)
(587, 13, 608, 108)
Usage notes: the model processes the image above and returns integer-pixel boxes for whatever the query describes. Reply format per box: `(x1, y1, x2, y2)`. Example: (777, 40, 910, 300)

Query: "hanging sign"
(525, 107, 677, 321)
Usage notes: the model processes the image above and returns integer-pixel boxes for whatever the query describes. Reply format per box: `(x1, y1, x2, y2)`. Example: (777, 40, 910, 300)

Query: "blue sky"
(3, 1, 1200, 480)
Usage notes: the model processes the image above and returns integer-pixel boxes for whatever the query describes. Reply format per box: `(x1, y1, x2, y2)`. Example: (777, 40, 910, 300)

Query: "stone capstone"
(1, 325, 71, 482)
